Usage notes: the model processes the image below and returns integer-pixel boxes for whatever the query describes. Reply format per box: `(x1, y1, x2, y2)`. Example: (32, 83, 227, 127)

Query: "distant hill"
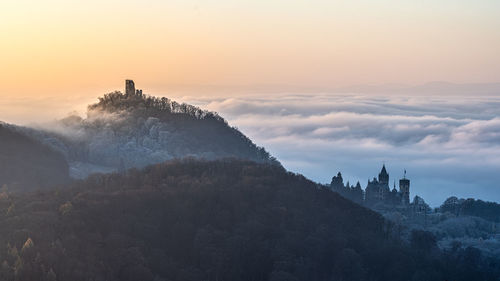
(332, 81, 500, 96)
(0, 123, 69, 191)
(25, 85, 279, 178)
(0, 159, 497, 281)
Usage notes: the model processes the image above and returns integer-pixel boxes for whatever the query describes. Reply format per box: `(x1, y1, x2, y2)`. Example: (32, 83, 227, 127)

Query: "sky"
(1, 1, 500, 206)
(1, 0, 500, 98)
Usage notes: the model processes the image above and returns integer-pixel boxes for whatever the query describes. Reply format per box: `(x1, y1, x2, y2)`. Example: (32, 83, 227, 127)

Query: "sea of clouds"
(177, 94, 500, 206)
(3, 90, 500, 207)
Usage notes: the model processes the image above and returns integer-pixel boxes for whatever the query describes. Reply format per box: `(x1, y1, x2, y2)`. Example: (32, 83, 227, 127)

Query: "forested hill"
(0, 159, 497, 281)
(27, 90, 279, 178)
(0, 123, 69, 191)
(440, 196, 500, 223)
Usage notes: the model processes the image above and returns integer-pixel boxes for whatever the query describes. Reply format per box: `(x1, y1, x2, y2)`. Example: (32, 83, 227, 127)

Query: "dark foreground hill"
(0, 159, 497, 281)
(0, 124, 69, 191)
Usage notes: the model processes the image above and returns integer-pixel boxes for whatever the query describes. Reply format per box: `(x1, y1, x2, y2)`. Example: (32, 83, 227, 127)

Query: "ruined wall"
(126, 80, 135, 96)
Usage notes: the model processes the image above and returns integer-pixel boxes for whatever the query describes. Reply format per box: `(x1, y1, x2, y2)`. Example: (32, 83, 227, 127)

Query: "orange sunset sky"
(1, 0, 500, 99)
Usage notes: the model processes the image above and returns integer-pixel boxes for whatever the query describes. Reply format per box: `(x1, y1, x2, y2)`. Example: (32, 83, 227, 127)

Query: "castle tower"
(125, 80, 135, 96)
(330, 172, 344, 190)
(399, 169, 410, 205)
(378, 164, 389, 187)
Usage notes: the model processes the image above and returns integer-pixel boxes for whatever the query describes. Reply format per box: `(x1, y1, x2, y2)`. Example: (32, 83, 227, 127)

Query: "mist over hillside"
(17, 82, 278, 178)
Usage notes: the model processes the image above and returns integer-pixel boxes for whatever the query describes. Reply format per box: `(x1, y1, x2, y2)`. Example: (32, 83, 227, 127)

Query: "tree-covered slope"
(28, 91, 279, 178)
(0, 123, 69, 191)
(440, 196, 500, 223)
(0, 159, 497, 281)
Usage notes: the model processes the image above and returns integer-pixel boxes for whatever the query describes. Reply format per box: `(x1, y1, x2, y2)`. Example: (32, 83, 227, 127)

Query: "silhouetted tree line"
(88, 91, 222, 121)
(440, 197, 500, 223)
(0, 159, 498, 281)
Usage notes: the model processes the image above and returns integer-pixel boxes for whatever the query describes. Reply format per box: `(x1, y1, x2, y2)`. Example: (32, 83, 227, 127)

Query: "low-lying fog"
(3, 88, 500, 206)
(181, 93, 500, 207)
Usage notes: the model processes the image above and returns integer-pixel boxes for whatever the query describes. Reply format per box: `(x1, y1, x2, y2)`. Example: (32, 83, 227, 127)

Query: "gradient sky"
(1, 0, 500, 99)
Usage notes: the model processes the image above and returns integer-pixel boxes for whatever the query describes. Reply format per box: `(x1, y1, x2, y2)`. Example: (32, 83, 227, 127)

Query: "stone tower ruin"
(125, 80, 135, 96)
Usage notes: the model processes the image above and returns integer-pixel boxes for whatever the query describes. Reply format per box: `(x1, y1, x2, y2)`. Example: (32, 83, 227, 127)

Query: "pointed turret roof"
(380, 164, 388, 176)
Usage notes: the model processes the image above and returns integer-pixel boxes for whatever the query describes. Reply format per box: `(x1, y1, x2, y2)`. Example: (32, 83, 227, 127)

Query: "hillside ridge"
(16, 80, 279, 179)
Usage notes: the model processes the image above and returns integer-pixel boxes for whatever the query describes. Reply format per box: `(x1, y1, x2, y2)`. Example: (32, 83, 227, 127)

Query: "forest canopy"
(0, 159, 497, 281)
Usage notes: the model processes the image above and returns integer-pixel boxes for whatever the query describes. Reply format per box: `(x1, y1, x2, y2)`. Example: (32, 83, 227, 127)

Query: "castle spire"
(391, 180, 397, 192)
(381, 164, 388, 175)
(378, 163, 389, 186)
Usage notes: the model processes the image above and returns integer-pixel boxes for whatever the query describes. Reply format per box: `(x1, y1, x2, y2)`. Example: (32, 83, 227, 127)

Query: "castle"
(330, 164, 413, 209)
(125, 79, 143, 96)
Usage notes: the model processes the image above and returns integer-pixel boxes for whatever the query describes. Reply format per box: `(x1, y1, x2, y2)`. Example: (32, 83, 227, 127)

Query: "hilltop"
(20, 80, 279, 178)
